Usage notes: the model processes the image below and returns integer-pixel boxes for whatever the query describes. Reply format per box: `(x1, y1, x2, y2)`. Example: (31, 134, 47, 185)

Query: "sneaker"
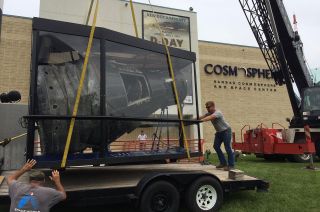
(216, 164, 227, 169)
(223, 166, 235, 171)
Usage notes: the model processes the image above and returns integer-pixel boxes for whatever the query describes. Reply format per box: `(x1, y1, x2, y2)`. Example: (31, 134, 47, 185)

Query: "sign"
(142, 10, 191, 51)
(204, 64, 273, 79)
(204, 64, 278, 92)
(210, 79, 278, 92)
(143, 11, 193, 104)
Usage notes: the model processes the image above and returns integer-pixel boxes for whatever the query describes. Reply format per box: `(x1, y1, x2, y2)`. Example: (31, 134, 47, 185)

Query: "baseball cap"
(29, 170, 45, 182)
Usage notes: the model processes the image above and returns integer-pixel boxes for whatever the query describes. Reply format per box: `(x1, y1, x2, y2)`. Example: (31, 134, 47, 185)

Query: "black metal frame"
(33, 18, 195, 61)
(27, 18, 201, 168)
(239, 0, 284, 85)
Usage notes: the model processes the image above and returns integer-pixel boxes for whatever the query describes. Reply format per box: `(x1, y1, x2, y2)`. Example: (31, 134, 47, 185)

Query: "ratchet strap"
(129, 0, 139, 37)
(0, 133, 27, 147)
(61, 0, 99, 168)
(147, 1, 191, 159)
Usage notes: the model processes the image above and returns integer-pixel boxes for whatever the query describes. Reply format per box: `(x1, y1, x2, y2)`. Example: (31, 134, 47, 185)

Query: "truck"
(233, 0, 320, 163)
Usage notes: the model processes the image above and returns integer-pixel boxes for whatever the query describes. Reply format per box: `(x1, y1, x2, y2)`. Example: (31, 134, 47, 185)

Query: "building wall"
(39, 0, 198, 53)
(0, 16, 32, 104)
(199, 41, 293, 150)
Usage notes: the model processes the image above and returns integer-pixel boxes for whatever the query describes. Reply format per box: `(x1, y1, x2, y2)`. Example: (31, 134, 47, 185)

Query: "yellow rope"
(129, 0, 139, 37)
(61, 0, 99, 168)
(85, 0, 95, 25)
(147, 0, 190, 159)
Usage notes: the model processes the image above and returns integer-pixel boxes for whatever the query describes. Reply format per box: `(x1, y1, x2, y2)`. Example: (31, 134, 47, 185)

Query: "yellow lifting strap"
(129, 0, 139, 37)
(61, 0, 99, 168)
(146, 1, 191, 159)
(85, 0, 95, 25)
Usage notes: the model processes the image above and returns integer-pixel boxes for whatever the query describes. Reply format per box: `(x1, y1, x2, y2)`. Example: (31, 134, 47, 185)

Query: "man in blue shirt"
(200, 101, 235, 171)
(7, 159, 66, 212)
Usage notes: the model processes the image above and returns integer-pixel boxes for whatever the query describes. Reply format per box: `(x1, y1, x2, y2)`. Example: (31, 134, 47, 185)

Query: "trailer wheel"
(139, 180, 180, 212)
(185, 176, 223, 212)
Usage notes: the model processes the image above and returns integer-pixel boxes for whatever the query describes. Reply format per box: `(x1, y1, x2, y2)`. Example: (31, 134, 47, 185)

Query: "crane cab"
(302, 87, 320, 127)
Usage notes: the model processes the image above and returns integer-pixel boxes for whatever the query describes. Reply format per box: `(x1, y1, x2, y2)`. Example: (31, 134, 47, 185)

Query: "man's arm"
(7, 159, 37, 186)
(198, 114, 207, 120)
(50, 170, 67, 200)
(201, 114, 217, 122)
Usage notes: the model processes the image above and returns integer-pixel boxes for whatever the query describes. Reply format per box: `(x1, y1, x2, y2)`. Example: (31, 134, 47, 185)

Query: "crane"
(234, 0, 320, 162)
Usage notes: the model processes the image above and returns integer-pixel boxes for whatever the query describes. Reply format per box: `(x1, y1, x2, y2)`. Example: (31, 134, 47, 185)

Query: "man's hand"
(22, 159, 37, 172)
(7, 159, 37, 185)
(49, 170, 61, 183)
(50, 170, 67, 200)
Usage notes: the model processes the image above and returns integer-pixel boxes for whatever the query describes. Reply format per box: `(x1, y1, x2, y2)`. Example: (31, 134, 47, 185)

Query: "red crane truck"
(233, 0, 320, 163)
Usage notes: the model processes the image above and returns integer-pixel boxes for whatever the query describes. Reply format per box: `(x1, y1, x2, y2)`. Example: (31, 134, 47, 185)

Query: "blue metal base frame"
(34, 151, 202, 168)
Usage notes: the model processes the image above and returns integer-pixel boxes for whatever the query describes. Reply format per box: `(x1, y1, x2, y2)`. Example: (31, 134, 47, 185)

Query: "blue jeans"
(214, 128, 234, 167)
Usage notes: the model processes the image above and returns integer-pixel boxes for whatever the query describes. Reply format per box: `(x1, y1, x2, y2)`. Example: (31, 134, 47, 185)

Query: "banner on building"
(142, 10, 191, 51)
(142, 10, 193, 104)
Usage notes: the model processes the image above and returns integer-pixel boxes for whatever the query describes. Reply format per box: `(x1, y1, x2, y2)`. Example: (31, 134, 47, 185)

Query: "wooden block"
(228, 169, 244, 180)
(0, 176, 5, 185)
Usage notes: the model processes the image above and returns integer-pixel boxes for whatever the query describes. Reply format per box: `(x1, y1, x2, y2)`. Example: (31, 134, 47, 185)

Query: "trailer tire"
(185, 176, 223, 212)
(139, 180, 180, 212)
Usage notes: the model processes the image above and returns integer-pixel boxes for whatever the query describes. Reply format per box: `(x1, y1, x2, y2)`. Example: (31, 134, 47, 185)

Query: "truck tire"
(139, 180, 180, 212)
(185, 176, 223, 212)
(263, 154, 285, 161)
(315, 140, 320, 158)
(287, 154, 311, 163)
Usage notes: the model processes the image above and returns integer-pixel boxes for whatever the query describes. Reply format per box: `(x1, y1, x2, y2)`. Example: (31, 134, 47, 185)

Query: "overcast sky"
(3, 0, 320, 68)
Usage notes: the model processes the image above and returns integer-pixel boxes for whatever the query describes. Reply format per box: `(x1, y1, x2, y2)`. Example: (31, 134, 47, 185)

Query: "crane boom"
(239, 0, 314, 126)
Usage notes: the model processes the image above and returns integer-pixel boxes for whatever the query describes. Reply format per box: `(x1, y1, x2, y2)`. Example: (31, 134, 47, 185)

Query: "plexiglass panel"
(36, 32, 101, 154)
(104, 41, 195, 120)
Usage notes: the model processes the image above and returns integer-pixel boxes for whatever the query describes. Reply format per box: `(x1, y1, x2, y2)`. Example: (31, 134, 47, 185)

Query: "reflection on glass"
(105, 40, 193, 119)
(303, 87, 320, 111)
(36, 32, 101, 154)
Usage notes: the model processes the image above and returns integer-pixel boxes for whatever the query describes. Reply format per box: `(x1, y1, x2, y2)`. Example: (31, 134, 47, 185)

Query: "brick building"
(198, 41, 292, 150)
(0, 16, 31, 104)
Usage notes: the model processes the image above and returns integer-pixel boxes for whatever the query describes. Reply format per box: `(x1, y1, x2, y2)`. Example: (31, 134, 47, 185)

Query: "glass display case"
(26, 18, 201, 168)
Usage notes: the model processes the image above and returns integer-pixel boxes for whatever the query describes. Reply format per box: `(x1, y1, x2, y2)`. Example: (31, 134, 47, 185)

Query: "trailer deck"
(0, 163, 268, 206)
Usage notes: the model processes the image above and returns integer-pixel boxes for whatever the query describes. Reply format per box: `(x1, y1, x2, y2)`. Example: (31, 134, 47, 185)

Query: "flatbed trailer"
(0, 163, 268, 212)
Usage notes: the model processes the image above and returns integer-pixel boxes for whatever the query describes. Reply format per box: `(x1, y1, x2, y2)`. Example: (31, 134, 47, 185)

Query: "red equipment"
(233, 124, 316, 158)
